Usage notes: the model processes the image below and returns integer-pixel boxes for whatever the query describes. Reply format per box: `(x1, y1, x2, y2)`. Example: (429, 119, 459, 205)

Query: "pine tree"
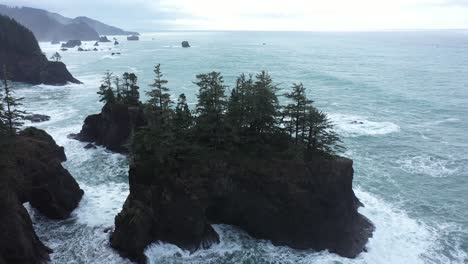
(97, 71, 115, 103)
(195, 72, 227, 150)
(175, 93, 192, 130)
(1, 66, 26, 135)
(114, 76, 123, 102)
(127, 73, 140, 105)
(283, 83, 313, 145)
(227, 73, 253, 131)
(247, 71, 280, 135)
(147, 64, 173, 125)
(50, 52, 61, 62)
(303, 107, 344, 155)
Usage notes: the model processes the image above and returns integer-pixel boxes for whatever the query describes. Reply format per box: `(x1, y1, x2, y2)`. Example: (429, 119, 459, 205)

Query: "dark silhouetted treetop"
(147, 64, 173, 126)
(121, 67, 344, 167)
(1, 65, 26, 135)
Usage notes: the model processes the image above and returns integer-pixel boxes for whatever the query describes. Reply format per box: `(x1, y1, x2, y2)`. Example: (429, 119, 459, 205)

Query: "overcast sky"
(2, 0, 468, 31)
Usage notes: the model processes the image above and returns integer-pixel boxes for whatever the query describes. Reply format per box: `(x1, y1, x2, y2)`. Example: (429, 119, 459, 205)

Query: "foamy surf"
(328, 113, 401, 137)
(142, 189, 456, 264)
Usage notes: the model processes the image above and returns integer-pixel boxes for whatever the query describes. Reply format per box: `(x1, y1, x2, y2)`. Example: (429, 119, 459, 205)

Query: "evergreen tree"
(127, 73, 140, 105)
(97, 71, 115, 103)
(174, 93, 192, 130)
(303, 107, 344, 155)
(283, 83, 313, 145)
(195, 72, 227, 150)
(147, 64, 173, 125)
(1, 66, 26, 135)
(226, 74, 253, 131)
(247, 71, 280, 135)
(114, 76, 123, 102)
(50, 52, 61, 62)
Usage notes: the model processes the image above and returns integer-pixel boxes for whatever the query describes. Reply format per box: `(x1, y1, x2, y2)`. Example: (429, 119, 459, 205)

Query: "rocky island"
(78, 65, 374, 263)
(0, 127, 84, 263)
(0, 15, 80, 85)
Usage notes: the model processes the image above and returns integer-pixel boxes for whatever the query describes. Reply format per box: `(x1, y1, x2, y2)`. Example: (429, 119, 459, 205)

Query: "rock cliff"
(0, 127, 84, 263)
(0, 15, 80, 85)
(76, 103, 146, 153)
(111, 152, 373, 263)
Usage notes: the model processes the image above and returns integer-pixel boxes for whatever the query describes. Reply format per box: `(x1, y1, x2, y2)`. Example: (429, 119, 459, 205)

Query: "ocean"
(16, 31, 468, 263)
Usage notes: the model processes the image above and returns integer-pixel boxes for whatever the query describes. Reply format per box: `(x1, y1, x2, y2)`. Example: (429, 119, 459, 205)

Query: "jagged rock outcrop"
(0, 15, 80, 85)
(61, 39, 82, 48)
(99, 36, 111, 42)
(111, 153, 374, 263)
(76, 103, 146, 153)
(0, 127, 84, 263)
(127, 35, 139, 41)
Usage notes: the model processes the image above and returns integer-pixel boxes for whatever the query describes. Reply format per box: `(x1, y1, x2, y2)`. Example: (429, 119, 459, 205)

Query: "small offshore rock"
(114, 40, 119, 45)
(67, 133, 78, 139)
(127, 35, 139, 41)
(94, 41, 99, 46)
(24, 114, 51, 123)
(181, 41, 190, 48)
(61, 40, 82, 48)
(99, 36, 111, 42)
(84, 143, 97, 149)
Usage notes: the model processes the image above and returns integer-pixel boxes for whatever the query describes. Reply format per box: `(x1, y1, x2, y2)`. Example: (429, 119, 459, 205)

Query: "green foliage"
(303, 107, 344, 155)
(283, 83, 313, 145)
(1, 65, 26, 135)
(131, 66, 344, 172)
(175, 93, 192, 130)
(248, 71, 280, 135)
(194, 72, 228, 150)
(96, 71, 140, 106)
(146, 64, 173, 126)
(97, 71, 115, 103)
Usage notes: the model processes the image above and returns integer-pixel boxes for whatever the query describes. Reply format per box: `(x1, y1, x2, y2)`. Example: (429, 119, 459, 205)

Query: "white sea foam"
(397, 154, 458, 178)
(73, 183, 129, 227)
(143, 189, 456, 264)
(328, 113, 400, 137)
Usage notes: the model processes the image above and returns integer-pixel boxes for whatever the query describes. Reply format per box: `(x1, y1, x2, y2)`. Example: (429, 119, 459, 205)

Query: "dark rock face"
(0, 15, 80, 85)
(181, 41, 190, 48)
(127, 35, 139, 41)
(0, 127, 84, 263)
(76, 103, 146, 153)
(0, 189, 52, 264)
(84, 143, 97, 149)
(61, 39, 82, 48)
(99, 36, 111, 42)
(111, 155, 373, 263)
(24, 114, 51, 123)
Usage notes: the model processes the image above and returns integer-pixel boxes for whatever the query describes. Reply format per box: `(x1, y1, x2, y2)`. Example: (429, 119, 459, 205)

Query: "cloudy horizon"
(2, 0, 468, 32)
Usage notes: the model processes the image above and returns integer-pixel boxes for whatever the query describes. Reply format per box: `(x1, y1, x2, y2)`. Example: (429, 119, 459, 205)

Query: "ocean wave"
(142, 189, 457, 264)
(397, 154, 458, 178)
(328, 113, 400, 137)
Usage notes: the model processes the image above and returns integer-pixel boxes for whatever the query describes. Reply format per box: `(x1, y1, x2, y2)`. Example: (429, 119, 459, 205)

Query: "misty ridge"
(0, 4, 138, 41)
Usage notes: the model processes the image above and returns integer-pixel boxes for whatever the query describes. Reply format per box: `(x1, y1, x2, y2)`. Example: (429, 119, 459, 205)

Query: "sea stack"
(181, 40, 190, 48)
(127, 35, 139, 41)
(0, 127, 84, 263)
(61, 39, 82, 48)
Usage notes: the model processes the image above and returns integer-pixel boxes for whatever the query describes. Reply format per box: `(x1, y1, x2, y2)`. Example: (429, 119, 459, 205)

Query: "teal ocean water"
(17, 31, 467, 263)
